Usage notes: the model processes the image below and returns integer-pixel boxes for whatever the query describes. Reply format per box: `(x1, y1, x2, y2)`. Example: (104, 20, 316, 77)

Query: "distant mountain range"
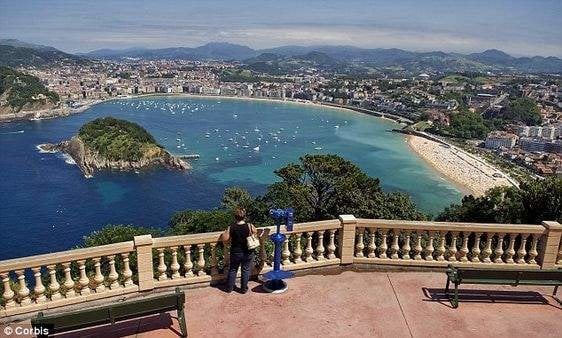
(0, 39, 86, 68)
(81, 42, 562, 74)
(1, 39, 561, 73)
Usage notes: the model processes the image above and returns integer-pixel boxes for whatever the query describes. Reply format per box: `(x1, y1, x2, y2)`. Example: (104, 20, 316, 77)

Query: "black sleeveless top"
(229, 222, 251, 253)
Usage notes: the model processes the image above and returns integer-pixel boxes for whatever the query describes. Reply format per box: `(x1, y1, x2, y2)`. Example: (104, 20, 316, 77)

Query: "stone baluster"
(1, 272, 15, 308)
(121, 253, 134, 287)
(505, 233, 516, 264)
(258, 235, 271, 267)
(209, 243, 218, 275)
(424, 231, 435, 261)
(558, 241, 562, 265)
(15, 270, 31, 306)
(223, 243, 231, 270)
(32, 267, 46, 303)
(482, 233, 494, 263)
(436, 231, 446, 261)
(197, 244, 206, 275)
(327, 229, 337, 259)
(516, 234, 529, 264)
(47, 265, 62, 300)
(494, 233, 505, 264)
(62, 262, 76, 297)
(293, 233, 303, 263)
(401, 232, 411, 260)
(379, 230, 389, 259)
(107, 256, 120, 289)
(355, 228, 365, 257)
(413, 230, 423, 260)
(316, 230, 326, 260)
(304, 232, 314, 262)
(77, 260, 90, 295)
(157, 248, 168, 281)
(459, 232, 470, 262)
(367, 228, 377, 258)
(528, 234, 539, 265)
(282, 238, 292, 265)
(470, 233, 482, 263)
(170, 247, 182, 278)
(390, 229, 400, 259)
(93, 258, 105, 292)
(183, 245, 194, 277)
(448, 232, 458, 262)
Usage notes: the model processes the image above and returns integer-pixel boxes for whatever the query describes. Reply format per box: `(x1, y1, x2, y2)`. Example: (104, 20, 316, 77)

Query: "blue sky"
(1, 0, 560, 56)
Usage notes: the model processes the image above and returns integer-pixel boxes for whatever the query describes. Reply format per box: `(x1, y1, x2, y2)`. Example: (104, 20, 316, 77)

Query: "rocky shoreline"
(39, 136, 190, 177)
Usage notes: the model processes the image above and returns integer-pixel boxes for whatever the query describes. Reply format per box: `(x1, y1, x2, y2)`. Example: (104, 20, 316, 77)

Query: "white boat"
(314, 147, 323, 150)
(253, 146, 260, 151)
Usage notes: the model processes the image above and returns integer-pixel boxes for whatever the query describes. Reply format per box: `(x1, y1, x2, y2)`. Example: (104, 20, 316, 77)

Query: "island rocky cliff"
(40, 136, 189, 177)
(39, 117, 191, 177)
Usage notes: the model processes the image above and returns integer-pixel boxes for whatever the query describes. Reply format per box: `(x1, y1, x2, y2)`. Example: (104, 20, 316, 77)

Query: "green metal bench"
(31, 287, 187, 337)
(445, 265, 562, 308)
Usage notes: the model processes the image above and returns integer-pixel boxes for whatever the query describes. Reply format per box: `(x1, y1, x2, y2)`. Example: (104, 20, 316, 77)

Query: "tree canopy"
(0, 66, 59, 109)
(82, 224, 161, 247)
(433, 111, 490, 139)
(78, 117, 161, 161)
(246, 154, 424, 222)
(437, 177, 562, 224)
(505, 97, 542, 126)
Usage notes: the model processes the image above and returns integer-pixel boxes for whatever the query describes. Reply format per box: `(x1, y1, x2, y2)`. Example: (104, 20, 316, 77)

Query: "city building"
(484, 131, 517, 149)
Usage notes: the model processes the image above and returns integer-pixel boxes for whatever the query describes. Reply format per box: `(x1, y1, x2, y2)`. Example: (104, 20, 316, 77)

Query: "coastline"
(0, 93, 400, 125)
(407, 134, 515, 197)
(3, 92, 510, 197)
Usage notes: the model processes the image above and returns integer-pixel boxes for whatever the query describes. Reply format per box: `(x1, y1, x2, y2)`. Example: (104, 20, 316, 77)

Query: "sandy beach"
(407, 135, 515, 196)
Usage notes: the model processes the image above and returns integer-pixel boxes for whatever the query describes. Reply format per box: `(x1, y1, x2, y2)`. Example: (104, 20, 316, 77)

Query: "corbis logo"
(2, 325, 51, 337)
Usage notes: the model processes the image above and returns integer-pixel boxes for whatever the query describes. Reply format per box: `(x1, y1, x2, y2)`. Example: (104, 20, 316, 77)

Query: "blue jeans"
(227, 251, 254, 291)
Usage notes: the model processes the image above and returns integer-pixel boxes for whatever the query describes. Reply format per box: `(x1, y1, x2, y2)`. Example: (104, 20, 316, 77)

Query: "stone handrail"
(353, 219, 548, 268)
(1, 216, 560, 319)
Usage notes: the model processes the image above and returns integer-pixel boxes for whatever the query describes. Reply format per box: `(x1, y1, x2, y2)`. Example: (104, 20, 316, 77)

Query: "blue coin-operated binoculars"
(263, 208, 295, 293)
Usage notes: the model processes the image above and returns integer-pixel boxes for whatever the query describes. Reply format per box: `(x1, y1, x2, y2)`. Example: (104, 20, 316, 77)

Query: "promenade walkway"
(44, 270, 561, 338)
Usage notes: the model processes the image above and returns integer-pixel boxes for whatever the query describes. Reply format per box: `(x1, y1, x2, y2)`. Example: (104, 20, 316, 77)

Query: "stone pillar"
(134, 234, 154, 291)
(539, 221, 562, 269)
(338, 215, 357, 265)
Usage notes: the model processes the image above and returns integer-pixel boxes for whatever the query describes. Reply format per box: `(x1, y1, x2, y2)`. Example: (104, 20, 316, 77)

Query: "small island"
(39, 117, 190, 177)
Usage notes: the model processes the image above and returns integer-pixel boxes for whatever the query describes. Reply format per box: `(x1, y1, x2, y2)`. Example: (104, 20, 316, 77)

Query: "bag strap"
(248, 223, 256, 236)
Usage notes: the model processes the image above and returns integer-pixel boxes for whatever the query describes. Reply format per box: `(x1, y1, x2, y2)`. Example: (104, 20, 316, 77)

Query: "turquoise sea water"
(0, 96, 461, 259)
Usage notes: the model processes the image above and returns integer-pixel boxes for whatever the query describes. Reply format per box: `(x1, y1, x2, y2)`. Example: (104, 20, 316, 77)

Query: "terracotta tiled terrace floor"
(22, 270, 562, 337)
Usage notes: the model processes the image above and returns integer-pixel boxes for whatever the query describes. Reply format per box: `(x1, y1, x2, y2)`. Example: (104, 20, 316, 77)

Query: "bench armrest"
(446, 265, 459, 283)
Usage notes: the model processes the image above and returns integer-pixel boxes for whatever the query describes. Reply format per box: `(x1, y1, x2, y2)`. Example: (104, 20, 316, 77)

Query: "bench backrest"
(32, 289, 185, 333)
(456, 268, 562, 283)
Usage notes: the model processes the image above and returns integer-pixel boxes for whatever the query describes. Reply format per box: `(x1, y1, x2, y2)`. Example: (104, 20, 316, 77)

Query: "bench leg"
(445, 276, 450, 295)
(450, 283, 459, 309)
(178, 308, 187, 337)
(554, 285, 558, 296)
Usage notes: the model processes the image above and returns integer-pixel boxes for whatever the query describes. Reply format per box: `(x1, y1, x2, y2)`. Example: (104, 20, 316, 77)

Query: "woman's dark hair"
(234, 207, 246, 222)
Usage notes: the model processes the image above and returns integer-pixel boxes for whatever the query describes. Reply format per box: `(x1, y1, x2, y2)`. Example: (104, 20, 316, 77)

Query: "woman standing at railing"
(221, 207, 258, 293)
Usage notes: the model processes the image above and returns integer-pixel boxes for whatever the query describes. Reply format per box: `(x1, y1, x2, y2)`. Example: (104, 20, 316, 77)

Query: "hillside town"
(11, 56, 562, 177)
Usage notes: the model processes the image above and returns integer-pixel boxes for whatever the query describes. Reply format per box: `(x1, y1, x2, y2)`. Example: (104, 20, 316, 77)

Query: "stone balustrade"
(1, 216, 560, 319)
(0, 242, 137, 317)
(352, 219, 560, 269)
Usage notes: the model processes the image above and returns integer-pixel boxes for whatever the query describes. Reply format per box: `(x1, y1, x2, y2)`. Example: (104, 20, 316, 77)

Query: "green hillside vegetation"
(0, 45, 85, 68)
(429, 111, 490, 139)
(0, 66, 59, 109)
(504, 97, 542, 125)
(78, 117, 162, 161)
